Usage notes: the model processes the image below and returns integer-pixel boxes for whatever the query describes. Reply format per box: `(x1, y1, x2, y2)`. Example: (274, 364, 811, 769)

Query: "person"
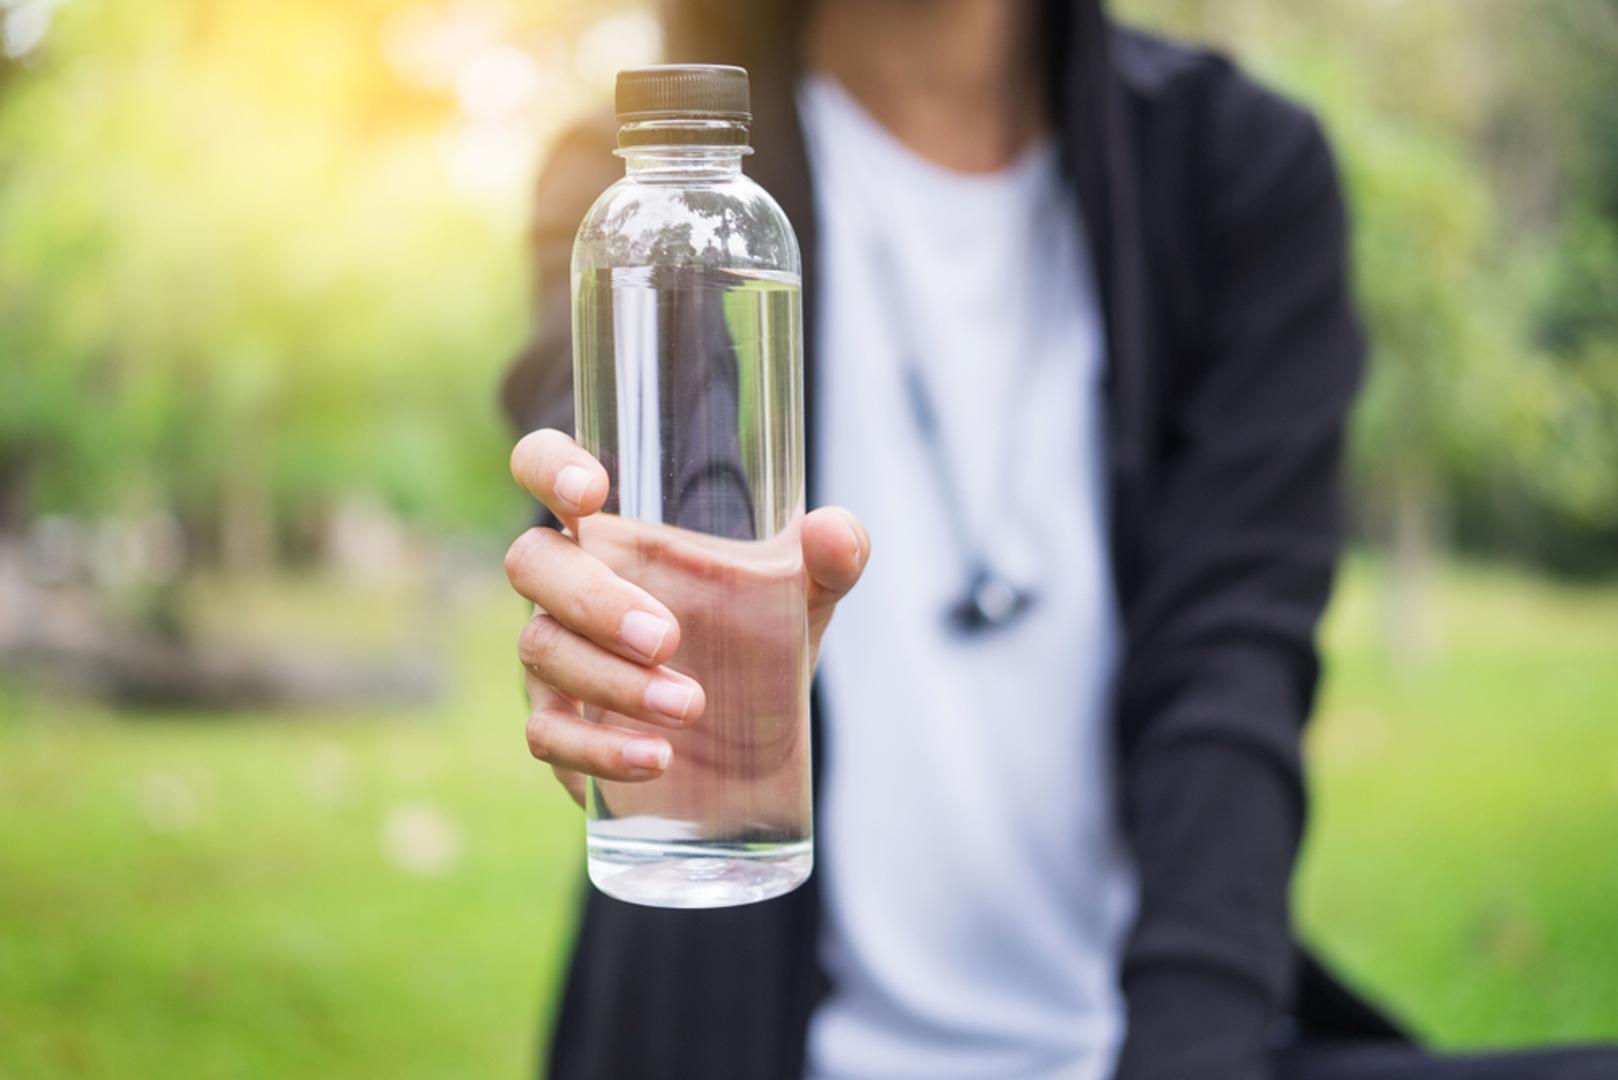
(499, 1, 1618, 1077)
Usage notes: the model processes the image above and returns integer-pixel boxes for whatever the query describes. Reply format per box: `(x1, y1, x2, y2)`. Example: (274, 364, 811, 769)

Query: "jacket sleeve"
(1110, 78, 1364, 1080)
(499, 113, 619, 440)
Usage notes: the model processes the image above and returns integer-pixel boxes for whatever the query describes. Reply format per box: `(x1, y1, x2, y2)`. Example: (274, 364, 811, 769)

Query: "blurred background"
(1, 0, 1615, 1075)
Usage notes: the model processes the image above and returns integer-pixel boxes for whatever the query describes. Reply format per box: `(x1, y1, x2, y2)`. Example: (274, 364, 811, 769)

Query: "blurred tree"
(1119, 0, 1618, 629)
(3, 0, 1615, 597)
(1505, 2, 1618, 573)
(0, 0, 638, 566)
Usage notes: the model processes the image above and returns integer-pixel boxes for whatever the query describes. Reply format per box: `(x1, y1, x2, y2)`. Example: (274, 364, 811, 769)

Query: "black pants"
(1276, 1038, 1618, 1078)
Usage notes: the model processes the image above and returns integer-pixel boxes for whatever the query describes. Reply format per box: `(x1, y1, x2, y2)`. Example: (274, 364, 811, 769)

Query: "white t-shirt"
(800, 74, 1137, 1080)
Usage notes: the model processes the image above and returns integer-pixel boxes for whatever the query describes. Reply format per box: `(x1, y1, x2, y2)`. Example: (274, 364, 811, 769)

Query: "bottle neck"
(617, 118, 751, 181)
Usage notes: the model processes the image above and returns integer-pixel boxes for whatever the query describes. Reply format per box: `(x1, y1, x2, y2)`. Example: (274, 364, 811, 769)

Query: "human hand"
(506, 429, 870, 808)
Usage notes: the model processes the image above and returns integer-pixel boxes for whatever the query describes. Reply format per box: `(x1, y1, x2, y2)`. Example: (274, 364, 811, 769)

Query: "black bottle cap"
(615, 64, 751, 124)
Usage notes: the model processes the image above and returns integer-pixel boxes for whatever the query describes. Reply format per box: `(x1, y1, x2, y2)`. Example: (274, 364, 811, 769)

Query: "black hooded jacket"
(501, 4, 1404, 1077)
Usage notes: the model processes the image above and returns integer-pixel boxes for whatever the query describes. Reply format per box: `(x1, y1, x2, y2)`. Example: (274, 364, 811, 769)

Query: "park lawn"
(0, 576, 578, 1078)
(1298, 559, 1618, 1046)
(1, 557, 1616, 1077)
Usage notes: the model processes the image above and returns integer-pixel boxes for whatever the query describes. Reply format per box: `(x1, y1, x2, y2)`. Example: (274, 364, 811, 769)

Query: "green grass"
(1298, 559, 1618, 1047)
(1, 557, 1616, 1077)
(0, 574, 579, 1078)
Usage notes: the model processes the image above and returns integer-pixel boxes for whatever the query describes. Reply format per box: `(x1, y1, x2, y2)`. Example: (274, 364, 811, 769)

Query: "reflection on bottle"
(573, 270, 808, 906)
(580, 511, 809, 842)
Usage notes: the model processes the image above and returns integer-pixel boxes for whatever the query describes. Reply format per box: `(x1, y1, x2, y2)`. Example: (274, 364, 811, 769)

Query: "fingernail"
(619, 610, 671, 660)
(554, 465, 593, 510)
(842, 514, 865, 563)
(645, 678, 697, 722)
(622, 739, 671, 771)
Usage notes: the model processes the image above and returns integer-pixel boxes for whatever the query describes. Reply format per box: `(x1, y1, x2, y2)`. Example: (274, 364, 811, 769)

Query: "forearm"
(1109, 84, 1357, 1076)
(1113, 732, 1303, 1080)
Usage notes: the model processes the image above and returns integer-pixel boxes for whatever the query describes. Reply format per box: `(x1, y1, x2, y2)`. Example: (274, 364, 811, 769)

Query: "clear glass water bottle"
(570, 65, 810, 908)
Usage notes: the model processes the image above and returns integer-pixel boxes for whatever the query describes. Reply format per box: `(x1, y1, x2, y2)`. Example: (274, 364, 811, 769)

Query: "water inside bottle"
(572, 265, 810, 908)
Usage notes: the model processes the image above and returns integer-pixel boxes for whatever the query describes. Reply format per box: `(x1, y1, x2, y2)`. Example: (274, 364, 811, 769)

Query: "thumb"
(802, 506, 869, 647)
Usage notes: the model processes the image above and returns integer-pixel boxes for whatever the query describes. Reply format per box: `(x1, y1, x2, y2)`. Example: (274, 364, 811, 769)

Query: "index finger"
(511, 429, 609, 527)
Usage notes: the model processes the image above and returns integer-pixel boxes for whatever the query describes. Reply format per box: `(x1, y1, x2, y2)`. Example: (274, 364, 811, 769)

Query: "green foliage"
(3, 0, 1615, 572)
(0, 0, 548, 541)
(1119, 0, 1618, 574)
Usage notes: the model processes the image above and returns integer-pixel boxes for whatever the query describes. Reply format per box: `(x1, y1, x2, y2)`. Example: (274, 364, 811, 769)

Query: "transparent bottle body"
(570, 141, 810, 908)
